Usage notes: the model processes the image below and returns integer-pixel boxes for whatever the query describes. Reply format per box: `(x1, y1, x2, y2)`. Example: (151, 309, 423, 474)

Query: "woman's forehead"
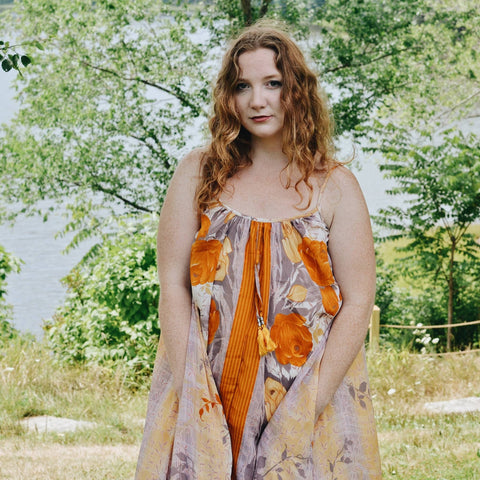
(236, 48, 281, 77)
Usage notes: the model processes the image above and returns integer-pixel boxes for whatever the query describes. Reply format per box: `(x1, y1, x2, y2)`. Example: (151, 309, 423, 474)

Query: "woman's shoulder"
(175, 147, 207, 179)
(321, 164, 362, 197)
(318, 164, 366, 226)
(177, 147, 207, 171)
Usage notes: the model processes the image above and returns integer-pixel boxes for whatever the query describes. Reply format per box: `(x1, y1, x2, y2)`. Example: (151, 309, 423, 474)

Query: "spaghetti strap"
(319, 165, 338, 195)
(313, 164, 339, 209)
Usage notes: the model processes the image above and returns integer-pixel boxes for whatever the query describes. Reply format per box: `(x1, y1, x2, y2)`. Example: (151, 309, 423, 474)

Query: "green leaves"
(313, 0, 480, 135)
(0, 38, 35, 74)
(45, 215, 160, 380)
(1, 57, 12, 72)
(373, 127, 480, 350)
(0, 245, 22, 332)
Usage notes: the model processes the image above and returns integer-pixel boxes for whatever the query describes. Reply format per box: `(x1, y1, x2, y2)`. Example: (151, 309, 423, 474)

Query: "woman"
(136, 22, 381, 479)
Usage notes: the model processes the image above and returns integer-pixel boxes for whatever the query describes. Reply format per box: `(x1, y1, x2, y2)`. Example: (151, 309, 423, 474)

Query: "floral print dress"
(135, 202, 381, 480)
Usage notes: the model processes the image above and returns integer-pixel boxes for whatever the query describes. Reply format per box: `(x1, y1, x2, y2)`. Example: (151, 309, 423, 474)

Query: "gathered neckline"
(216, 200, 326, 225)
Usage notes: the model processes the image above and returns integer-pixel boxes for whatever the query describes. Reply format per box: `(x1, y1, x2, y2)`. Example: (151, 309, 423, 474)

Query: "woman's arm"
(316, 166, 376, 414)
(156, 150, 202, 396)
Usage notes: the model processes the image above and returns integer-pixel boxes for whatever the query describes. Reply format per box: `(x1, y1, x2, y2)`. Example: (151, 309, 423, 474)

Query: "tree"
(1, 0, 477, 247)
(311, 0, 480, 134)
(374, 127, 480, 351)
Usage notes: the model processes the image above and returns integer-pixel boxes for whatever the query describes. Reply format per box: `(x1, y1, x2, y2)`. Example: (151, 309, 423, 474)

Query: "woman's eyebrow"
(237, 74, 282, 82)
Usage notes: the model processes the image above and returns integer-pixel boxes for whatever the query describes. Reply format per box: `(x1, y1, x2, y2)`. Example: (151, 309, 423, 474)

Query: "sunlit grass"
(369, 348, 480, 479)
(0, 336, 147, 444)
(1, 337, 479, 479)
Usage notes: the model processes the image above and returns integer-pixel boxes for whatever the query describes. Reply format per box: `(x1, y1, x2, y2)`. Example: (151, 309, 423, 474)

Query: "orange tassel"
(257, 325, 277, 356)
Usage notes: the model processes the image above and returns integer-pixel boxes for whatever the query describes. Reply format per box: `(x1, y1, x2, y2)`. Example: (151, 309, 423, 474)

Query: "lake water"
(0, 63, 393, 337)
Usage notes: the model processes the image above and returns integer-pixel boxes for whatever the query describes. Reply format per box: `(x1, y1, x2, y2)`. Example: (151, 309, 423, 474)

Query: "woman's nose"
(250, 87, 266, 109)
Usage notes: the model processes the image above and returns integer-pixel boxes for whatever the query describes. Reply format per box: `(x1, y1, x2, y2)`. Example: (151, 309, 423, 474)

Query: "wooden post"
(369, 305, 380, 352)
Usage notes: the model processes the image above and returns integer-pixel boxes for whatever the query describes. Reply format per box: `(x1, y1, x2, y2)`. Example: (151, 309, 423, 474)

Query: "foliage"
(375, 274, 480, 352)
(0, 39, 34, 75)
(373, 128, 480, 350)
(1, 0, 477, 244)
(44, 215, 160, 379)
(312, 0, 480, 134)
(0, 244, 21, 339)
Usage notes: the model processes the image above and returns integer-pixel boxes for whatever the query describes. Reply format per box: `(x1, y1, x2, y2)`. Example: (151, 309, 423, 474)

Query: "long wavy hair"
(195, 22, 337, 212)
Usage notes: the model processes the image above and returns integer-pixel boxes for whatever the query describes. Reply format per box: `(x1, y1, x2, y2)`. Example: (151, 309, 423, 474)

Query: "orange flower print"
(190, 239, 223, 286)
(215, 236, 232, 282)
(270, 312, 313, 367)
(321, 285, 340, 316)
(286, 284, 307, 302)
(208, 299, 220, 345)
(197, 214, 211, 238)
(281, 221, 302, 263)
(264, 377, 287, 421)
(298, 237, 334, 286)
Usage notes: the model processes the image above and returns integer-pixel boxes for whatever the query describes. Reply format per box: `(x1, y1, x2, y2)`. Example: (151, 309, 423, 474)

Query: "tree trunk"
(260, 0, 273, 17)
(241, 0, 252, 25)
(447, 239, 456, 352)
(240, 0, 272, 25)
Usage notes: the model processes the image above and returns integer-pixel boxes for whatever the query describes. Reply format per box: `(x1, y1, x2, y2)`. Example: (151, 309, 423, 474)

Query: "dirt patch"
(0, 440, 139, 480)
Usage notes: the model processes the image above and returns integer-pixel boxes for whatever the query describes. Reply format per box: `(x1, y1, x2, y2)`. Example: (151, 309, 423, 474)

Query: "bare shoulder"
(327, 164, 361, 191)
(173, 147, 206, 181)
(159, 148, 206, 230)
(320, 165, 367, 227)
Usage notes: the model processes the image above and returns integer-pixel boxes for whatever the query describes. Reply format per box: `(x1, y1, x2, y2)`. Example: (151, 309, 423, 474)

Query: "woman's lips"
(251, 115, 272, 122)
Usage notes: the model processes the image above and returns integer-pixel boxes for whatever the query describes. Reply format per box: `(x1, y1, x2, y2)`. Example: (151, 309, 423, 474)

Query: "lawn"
(1, 337, 479, 479)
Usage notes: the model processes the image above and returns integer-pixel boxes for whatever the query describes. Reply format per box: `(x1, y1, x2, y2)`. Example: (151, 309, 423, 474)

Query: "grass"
(0, 336, 147, 479)
(369, 349, 480, 479)
(1, 337, 479, 479)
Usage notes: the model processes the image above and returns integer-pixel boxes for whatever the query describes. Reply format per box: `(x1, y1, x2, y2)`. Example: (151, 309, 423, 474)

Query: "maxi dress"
(135, 200, 382, 480)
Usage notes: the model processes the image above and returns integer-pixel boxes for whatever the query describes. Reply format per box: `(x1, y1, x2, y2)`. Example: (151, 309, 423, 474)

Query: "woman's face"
(233, 48, 284, 144)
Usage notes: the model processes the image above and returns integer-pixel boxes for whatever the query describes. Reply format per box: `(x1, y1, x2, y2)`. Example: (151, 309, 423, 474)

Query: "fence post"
(369, 305, 380, 352)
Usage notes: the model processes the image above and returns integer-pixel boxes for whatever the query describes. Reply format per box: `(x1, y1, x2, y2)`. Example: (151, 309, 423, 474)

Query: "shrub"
(0, 245, 21, 341)
(45, 215, 160, 382)
(375, 254, 480, 352)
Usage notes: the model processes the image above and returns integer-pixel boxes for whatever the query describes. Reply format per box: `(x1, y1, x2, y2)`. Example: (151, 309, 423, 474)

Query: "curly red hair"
(195, 22, 337, 212)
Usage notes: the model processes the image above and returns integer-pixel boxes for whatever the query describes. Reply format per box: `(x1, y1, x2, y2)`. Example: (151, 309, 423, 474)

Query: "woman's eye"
(267, 80, 282, 88)
(236, 82, 249, 91)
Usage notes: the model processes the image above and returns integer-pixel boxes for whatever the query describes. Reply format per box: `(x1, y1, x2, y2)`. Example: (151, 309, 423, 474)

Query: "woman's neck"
(249, 137, 287, 170)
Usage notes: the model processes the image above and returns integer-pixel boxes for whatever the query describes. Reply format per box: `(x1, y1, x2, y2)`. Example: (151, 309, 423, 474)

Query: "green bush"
(375, 255, 480, 352)
(0, 245, 21, 341)
(45, 215, 160, 382)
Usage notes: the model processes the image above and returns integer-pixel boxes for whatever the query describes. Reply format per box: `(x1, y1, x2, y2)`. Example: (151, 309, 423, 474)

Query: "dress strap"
(320, 165, 338, 195)
(315, 164, 339, 208)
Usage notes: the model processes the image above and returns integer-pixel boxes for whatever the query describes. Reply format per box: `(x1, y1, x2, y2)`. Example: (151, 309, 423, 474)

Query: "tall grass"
(0, 335, 147, 443)
(369, 348, 480, 479)
(1, 337, 479, 479)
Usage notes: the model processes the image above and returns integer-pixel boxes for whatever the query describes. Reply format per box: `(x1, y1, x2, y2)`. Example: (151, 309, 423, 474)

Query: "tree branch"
(91, 182, 155, 213)
(322, 45, 416, 74)
(128, 133, 161, 157)
(80, 60, 204, 114)
(435, 89, 480, 120)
